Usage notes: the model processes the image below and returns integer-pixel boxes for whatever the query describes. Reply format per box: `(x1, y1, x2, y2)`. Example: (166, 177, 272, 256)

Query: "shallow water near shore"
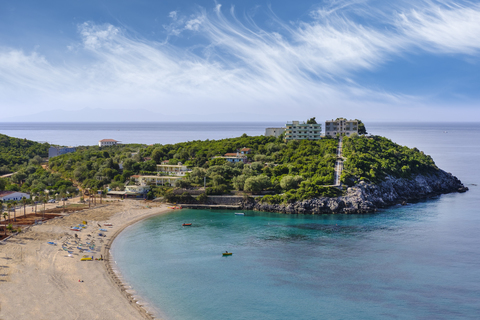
(3, 121, 478, 319)
(112, 199, 480, 319)
(110, 122, 480, 319)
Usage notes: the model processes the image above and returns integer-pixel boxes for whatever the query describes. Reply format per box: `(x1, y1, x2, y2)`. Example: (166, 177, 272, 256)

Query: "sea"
(2, 122, 480, 319)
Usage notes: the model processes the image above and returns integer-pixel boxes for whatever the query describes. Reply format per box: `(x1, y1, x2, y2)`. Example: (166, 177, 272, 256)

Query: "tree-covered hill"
(341, 135, 438, 185)
(0, 129, 447, 204)
(0, 134, 49, 174)
(49, 135, 339, 199)
(0, 134, 77, 197)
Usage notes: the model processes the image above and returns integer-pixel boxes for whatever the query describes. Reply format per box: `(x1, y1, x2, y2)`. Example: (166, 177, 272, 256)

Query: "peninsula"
(0, 121, 465, 219)
(0, 124, 469, 320)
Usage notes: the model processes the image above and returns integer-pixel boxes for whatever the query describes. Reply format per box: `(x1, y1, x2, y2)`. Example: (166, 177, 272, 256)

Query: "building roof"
(99, 139, 119, 142)
(0, 173, 15, 178)
(157, 164, 187, 168)
(0, 191, 16, 197)
(240, 148, 251, 151)
(131, 175, 141, 178)
(139, 175, 182, 179)
(107, 191, 138, 195)
(224, 153, 239, 157)
(222, 156, 246, 159)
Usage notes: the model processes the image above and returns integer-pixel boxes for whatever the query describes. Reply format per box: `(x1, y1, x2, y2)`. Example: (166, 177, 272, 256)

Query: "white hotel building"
(325, 118, 358, 137)
(284, 121, 322, 141)
(98, 139, 120, 147)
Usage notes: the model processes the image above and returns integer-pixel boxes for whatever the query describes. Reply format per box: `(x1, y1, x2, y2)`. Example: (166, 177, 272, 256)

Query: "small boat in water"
(222, 252, 233, 256)
(182, 223, 192, 226)
(234, 212, 245, 216)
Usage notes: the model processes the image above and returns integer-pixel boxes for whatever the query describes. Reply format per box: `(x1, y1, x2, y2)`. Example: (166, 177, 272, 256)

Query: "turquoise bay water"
(112, 202, 480, 319)
(4, 121, 477, 319)
(108, 122, 480, 319)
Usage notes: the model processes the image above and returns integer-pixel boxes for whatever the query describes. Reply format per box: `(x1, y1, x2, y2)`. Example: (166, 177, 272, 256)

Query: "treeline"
(144, 134, 278, 167)
(180, 137, 337, 198)
(0, 165, 76, 195)
(0, 134, 75, 197)
(0, 134, 49, 174)
(48, 144, 149, 190)
(341, 135, 438, 184)
(0, 129, 442, 204)
(49, 135, 339, 201)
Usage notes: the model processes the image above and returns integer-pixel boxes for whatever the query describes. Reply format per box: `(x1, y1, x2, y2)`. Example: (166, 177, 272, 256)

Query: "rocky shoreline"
(242, 170, 468, 214)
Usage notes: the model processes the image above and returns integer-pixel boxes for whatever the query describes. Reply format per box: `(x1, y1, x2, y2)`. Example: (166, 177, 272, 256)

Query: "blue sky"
(1, 0, 479, 121)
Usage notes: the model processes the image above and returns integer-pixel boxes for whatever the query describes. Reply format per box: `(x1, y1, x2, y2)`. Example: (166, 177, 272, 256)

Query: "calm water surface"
(0, 122, 281, 146)
(2, 122, 479, 318)
(109, 123, 480, 319)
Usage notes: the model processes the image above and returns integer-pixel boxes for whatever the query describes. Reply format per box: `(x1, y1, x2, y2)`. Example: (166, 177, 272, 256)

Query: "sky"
(0, 0, 479, 122)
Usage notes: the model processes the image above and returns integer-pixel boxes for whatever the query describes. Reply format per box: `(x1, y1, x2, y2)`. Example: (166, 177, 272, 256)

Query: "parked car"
(48, 199, 55, 203)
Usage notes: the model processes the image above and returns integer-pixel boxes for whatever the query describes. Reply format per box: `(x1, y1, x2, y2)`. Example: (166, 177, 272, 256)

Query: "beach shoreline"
(103, 206, 173, 320)
(0, 200, 172, 320)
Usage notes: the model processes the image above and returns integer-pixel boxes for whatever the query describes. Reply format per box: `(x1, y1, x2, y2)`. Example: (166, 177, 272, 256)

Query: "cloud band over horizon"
(0, 0, 479, 121)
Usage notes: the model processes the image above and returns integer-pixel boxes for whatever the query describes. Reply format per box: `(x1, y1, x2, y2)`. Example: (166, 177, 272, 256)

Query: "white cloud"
(185, 17, 204, 31)
(0, 1, 479, 121)
(169, 11, 178, 21)
(80, 22, 120, 50)
(397, 2, 480, 54)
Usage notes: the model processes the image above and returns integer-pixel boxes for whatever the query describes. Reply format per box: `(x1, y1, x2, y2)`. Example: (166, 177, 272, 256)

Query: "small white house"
(125, 185, 150, 193)
(0, 191, 31, 202)
(156, 163, 191, 176)
(99, 139, 120, 147)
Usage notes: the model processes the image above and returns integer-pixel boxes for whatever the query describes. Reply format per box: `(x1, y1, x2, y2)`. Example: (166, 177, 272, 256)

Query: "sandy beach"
(0, 200, 172, 320)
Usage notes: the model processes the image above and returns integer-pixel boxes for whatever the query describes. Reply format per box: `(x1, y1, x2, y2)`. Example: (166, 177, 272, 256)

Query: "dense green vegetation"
(0, 124, 441, 204)
(49, 135, 338, 201)
(341, 135, 438, 185)
(0, 134, 49, 175)
(48, 143, 151, 191)
(0, 135, 77, 202)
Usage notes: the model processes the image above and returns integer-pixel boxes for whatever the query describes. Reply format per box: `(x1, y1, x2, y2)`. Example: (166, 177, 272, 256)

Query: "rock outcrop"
(242, 170, 468, 214)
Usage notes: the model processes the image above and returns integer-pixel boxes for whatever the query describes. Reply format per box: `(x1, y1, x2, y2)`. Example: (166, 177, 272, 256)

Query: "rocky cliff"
(242, 170, 468, 214)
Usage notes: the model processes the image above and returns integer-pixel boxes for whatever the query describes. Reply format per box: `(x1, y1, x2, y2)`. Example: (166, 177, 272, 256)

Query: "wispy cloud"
(397, 2, 480, 54)
(0, 1, 479, 121)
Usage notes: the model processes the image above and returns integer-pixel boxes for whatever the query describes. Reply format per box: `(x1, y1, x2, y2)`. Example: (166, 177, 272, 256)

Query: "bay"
(107, 122, 480, 319)
(2, 121, 479, 319)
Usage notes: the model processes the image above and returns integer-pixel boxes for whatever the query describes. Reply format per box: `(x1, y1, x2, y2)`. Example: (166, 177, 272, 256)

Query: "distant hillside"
(0, 134, 49, 172)
(47, 132, 454, 202)
(0, 131, 467, 214)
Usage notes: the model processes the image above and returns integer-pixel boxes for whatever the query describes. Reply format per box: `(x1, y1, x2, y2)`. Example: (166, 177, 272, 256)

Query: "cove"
(111, 204, 480, 320)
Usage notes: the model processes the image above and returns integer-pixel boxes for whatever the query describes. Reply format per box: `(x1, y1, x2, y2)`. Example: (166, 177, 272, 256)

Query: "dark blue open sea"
(2, 122, 479, 319)
(0, 122, 281, 146)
